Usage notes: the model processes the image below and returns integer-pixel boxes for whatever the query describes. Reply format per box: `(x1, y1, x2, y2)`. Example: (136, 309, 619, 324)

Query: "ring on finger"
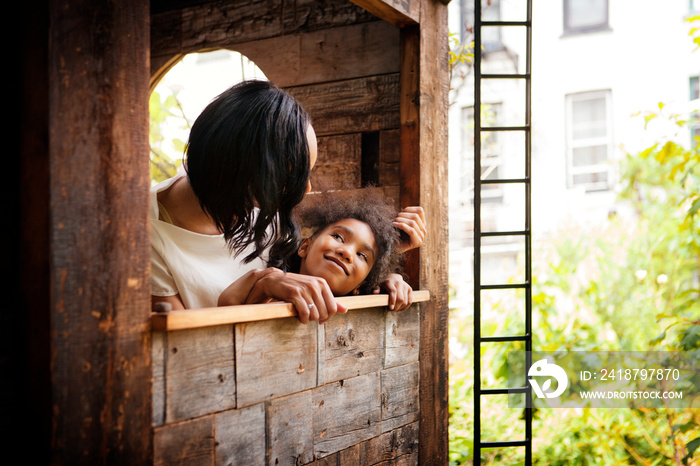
(308, 303, 315, 309)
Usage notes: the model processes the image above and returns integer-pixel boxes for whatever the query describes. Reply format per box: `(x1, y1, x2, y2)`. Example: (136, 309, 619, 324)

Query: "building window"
(565, 90, 613, 191)
(460, 0, 504, 54)
(563, 0, 609, 34)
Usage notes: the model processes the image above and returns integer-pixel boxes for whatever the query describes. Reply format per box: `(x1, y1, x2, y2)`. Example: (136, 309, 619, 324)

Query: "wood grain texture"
(215, 403, 266, 466)
(233, 34, 302, 87)
(48, 0, 152, 462)
(355, 421, 419, 465)
(384, 306, 420, 368)
(415, 1, 451, 463)
(180, 0, 284, 51)
(312, 373, 382, 458)
(399, 26, 421, 289)
(235, 318, 318, 407)
(323, 308, 386, 383)
(234, 19, 399, 89)
(151, 0, 380, 83)
(154, 416, 214, 466)
(267, 390, 315, 465)
(285, 74, 401, 137)
(305, 422, 419, 465)
(349, 0, 420, 27)
(298, 21, 400, 84)
(379, 129, 402, 187)
(380, 363, 420, 433)
(165, 326, 236, 422)
(281, 0, 377, 34)
(312, 133, 362, 192)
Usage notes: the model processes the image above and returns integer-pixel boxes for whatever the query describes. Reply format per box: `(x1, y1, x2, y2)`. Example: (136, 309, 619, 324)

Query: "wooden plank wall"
(152, 306, 421, 465)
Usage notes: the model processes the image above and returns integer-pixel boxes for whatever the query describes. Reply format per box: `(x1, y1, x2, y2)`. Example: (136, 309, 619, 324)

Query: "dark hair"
(292, 188, 402, 293)
(184, 80, 310, 268)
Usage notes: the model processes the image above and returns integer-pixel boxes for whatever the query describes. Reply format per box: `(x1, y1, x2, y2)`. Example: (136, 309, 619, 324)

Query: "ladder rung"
(481, 178, 529, 184)
(482, 73, 530, 79)
(481, 440, 529, 448)
(481, 230, 529, 237)
(479, 335, 529, 342)
(481, 387, 527, 395)
(479, 125, 530, 131)
(480, 283, 529, 290)
(481, 21, 530, 27)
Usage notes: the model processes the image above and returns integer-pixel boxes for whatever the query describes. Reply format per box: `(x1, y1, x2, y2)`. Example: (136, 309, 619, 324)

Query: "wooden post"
(400, 1, 450, 463)
(44, 0, 152, 461)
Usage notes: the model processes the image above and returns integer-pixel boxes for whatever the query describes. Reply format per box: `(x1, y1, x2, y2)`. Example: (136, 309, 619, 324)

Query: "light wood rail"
(152, 290, 430, 331)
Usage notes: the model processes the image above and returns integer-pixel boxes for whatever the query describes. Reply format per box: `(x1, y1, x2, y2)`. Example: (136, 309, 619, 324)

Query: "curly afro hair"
(291, 188, 402, 294)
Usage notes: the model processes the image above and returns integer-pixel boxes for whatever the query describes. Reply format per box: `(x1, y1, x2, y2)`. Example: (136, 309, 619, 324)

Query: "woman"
(150, 80, 425, 323)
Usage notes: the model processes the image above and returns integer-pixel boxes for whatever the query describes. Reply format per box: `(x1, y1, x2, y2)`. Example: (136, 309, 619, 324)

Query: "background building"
(448, 0, 700, 308)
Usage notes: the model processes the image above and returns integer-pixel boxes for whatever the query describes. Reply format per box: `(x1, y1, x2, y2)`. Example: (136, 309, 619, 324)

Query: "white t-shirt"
(150, 172, 269, 309)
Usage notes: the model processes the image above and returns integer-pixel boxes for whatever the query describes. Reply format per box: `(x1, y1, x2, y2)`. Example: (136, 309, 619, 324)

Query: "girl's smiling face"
(297, 218, 377, 296)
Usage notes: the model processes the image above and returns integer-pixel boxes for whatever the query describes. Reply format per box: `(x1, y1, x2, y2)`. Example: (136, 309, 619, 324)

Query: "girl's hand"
(246, 268, 348, 324)
(374, 273, 413, 312)
(393, 206, 426, 254)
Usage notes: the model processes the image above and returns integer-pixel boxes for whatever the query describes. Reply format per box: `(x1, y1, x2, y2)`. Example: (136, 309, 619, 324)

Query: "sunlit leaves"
(149, 89, 189, 184)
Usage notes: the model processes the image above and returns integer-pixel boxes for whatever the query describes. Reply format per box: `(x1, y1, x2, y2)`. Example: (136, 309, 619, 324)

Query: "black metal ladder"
(473, 0, 533, 463)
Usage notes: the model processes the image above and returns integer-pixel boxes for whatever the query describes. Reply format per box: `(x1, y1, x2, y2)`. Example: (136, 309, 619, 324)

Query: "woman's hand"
(393, 206, 426, 254)
(218, 268, 270, 307)
(245, 268, 348, 324)
(374, 273, 413, 312)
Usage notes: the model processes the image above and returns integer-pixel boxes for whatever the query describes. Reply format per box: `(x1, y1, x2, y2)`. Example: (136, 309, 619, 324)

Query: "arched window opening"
(149, 50, 267, 184)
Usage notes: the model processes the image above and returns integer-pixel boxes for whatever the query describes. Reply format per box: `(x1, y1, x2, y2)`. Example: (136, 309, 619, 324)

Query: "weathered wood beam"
(47, 0, 152, 461)
(399, 0, 450, 463)
(350, 0, 420, 27)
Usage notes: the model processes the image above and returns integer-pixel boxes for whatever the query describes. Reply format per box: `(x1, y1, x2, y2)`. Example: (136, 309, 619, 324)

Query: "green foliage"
(448, 74, 700, 466)
(149, 88, 189, 184)
(620, 108, 700, 355)
(689, 15, 700, 51)
(448, 33, 475, 104)
(449, 32, 475, 69)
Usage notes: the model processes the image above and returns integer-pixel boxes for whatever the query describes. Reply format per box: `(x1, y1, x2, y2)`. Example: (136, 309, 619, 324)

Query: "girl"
(218, 189, 415, 320)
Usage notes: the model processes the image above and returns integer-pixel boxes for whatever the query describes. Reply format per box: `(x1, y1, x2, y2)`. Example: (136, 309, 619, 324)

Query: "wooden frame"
(14, 0, 448, 463)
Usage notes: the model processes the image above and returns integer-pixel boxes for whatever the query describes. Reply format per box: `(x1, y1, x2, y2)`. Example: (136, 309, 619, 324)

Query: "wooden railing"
(151, 291, 430, 465)
(152, 290, 430, 330)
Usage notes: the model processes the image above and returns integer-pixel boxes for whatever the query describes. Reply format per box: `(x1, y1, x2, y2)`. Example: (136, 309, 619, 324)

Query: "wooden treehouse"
(13, 0, 450, 464)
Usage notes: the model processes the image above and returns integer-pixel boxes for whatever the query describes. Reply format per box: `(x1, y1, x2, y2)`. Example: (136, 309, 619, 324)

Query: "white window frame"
(460, 0, 504, 54)
(461, 104, 505, 204)
(565, 90, 613, 191)
(563, 0, 609, 35)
